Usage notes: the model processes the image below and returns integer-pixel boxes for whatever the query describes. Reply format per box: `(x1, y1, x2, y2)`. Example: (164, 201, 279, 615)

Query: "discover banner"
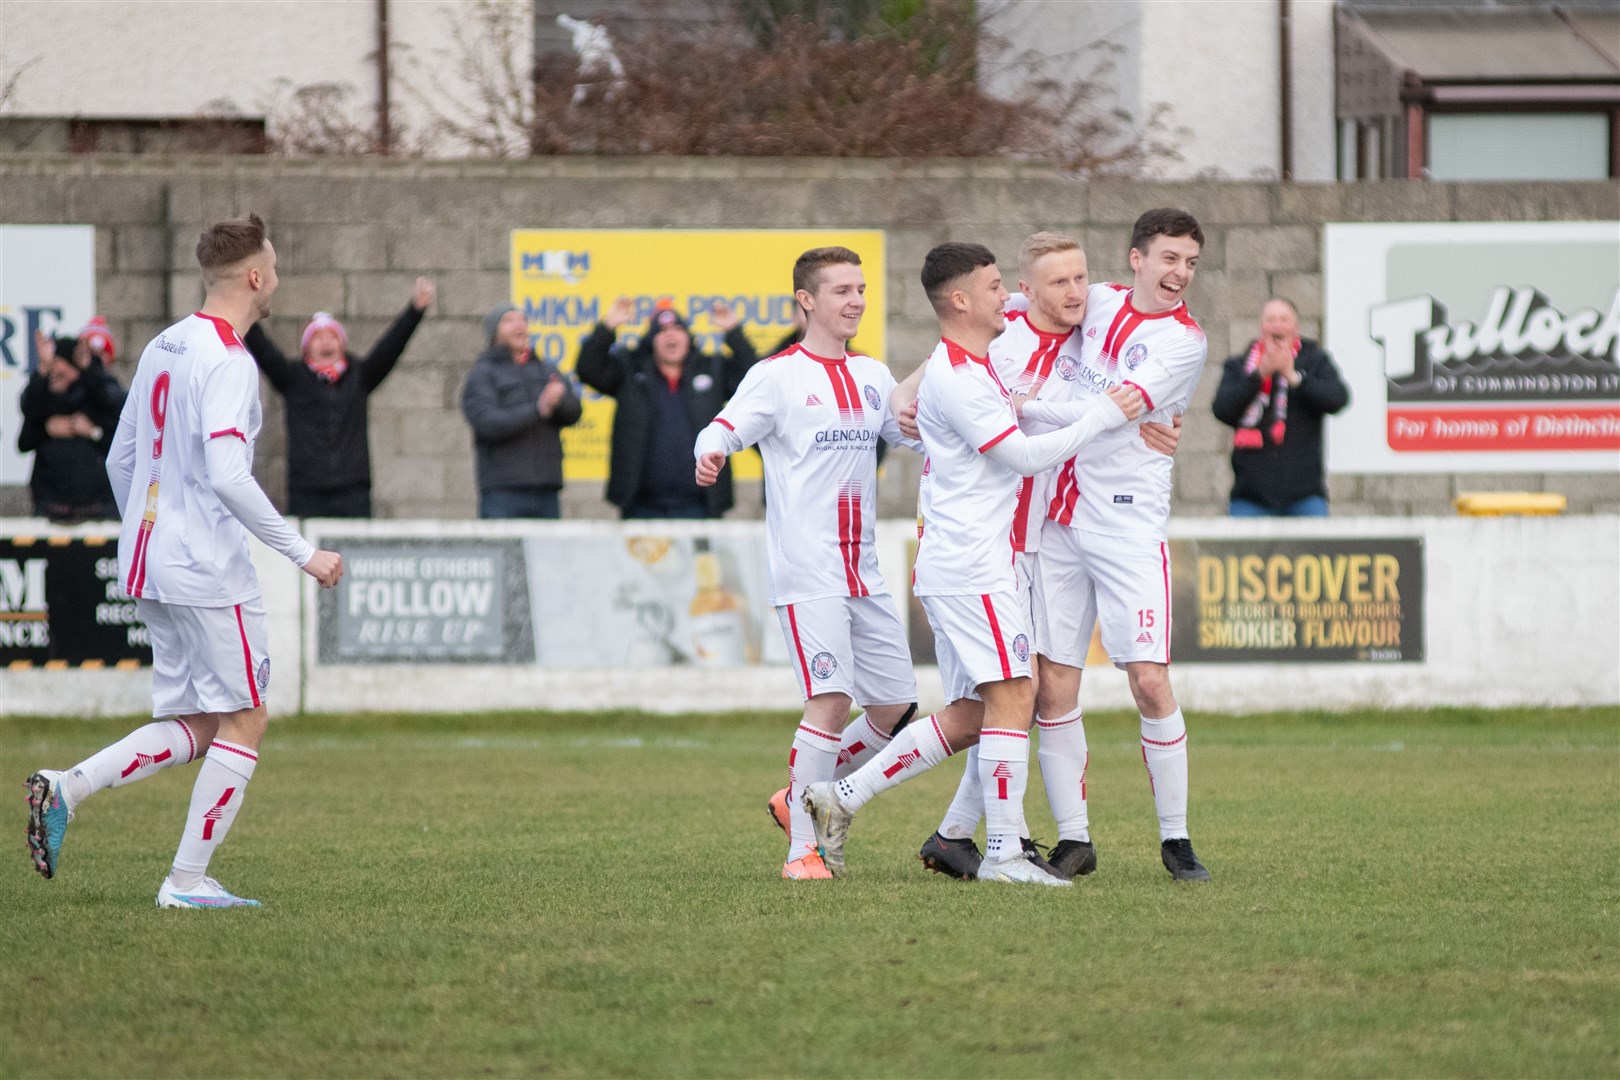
(1170, 537, 1424, 663)
(1324, 221, 1619, 474)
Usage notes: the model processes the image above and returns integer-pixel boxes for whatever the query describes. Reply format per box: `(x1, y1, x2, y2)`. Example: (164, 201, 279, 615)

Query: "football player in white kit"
(802, 243, 1144, 886)
(1034, 208, 1214, 881)
(904, 232, 1183, 881)
(24, 213, 344, 907)
(693, 247, 924, 880)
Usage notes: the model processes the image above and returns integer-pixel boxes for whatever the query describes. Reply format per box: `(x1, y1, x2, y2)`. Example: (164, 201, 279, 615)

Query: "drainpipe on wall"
(1279, 0, 1293, 182)
(376, 0, 391, 154)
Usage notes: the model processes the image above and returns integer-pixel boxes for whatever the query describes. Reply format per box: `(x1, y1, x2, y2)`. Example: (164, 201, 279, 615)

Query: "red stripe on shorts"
(981, 594, 1012, 680)
(234, 604, 260, 708)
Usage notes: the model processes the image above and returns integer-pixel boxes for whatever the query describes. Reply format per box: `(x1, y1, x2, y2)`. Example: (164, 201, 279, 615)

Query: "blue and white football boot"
(25, 770, 73, 880)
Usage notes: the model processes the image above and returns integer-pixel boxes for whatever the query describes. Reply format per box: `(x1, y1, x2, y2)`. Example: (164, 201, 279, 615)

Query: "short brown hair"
(196, 213, 268, 281)
(921, 242, 997, 315)
(793, 246, 862, 296)
(1018, 232, 1081, 278)
(1129, 208, 1204, 255)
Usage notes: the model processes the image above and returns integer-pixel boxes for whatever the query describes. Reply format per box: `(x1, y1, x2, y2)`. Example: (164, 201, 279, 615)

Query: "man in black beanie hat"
(460, 302, 582, 518)
(574, 298, 759, 519)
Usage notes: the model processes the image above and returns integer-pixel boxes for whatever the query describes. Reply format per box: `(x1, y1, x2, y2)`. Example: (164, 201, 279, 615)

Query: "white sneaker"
(157, 876, 262, 909)
(801, 782, 854, 877)
(977, 852, 1074, 887)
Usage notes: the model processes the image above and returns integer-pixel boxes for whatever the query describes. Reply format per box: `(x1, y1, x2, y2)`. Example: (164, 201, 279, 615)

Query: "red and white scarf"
(301, 312, 349, 383)
(1234, 337, 1299, 449)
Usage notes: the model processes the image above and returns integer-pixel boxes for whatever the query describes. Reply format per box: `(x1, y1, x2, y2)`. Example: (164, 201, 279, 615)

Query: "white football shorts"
(1035, 526, 1172, 669)
(137, 596, 272, 717)
(777, 595, 917, 705)
(920, 591, 1032, 704)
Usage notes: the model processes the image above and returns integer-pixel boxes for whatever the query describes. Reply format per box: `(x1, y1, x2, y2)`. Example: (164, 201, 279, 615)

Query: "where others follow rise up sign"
(510, 229, 887, 483)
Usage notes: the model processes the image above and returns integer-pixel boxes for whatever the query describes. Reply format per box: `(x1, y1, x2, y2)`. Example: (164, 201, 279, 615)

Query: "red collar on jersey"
(792, 342, 850, 366)
(193, 312, 245, 350)
(1119, 289, 1203, 336)
(942, 338, 990, 367)
(1005, 308, 1072, 341)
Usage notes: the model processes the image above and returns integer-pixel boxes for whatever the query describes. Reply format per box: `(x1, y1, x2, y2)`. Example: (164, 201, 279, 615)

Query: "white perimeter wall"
(982, 0, 1336, 181)
(0, 0, 526, 155)
(4, 515, 1615, 719)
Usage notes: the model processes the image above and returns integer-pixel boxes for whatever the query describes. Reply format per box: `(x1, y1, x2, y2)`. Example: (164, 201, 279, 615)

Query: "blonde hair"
(1018, 231, 1081, 278)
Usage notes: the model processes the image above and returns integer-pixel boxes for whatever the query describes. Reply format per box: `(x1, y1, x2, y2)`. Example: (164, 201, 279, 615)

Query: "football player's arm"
(877, 368, 924, 453)
(889, 363, 925, 442)
(987, 386, 1140, 476)
(105, 391, 138, 517)
(694, 362, 776, 485)
(199, 359, 315, 568)
(1120, 334, 1208, 417)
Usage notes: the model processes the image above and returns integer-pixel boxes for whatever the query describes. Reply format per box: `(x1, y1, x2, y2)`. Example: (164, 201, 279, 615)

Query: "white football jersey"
(1045, 283, 1208, 539)
(913, 338, 1022, 597)
(110, 313, 269, 606)
(991, 307, 1079, 554)
(707, 343, 917, 605)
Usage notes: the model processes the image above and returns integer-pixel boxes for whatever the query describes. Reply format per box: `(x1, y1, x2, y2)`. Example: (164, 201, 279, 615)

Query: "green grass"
(1, 707, 1616, 1078)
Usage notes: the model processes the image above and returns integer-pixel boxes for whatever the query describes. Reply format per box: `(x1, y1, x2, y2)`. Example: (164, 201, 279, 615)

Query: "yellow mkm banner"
(510, 229, 886, 483)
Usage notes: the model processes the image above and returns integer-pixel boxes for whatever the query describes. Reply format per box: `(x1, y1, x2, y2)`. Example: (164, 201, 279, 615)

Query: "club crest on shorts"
(1011, 634, 1030, 662)
(1055, 355, 1079, 381)
(864, 384, 882, 411)
(1124, 343, 1148, 370)
(810, 652, 838, 680)
(256, 657, 271, 689)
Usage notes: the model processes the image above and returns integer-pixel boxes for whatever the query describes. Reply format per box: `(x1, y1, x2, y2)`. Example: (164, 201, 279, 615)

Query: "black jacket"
(244, 304, 423, 493)
(461, 346, 583, 492)
(17, 360, 125, 517)
(1212, 338, 1350, 511)
(574, 323, 759, 515)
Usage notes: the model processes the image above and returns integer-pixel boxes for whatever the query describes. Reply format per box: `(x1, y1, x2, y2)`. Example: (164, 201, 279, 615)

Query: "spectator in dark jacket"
(462, 302, 583, 519)
(244, 277, 434, 517)
(1212, 298, 1351, 517)
(18, 330, 126, 523)
(575, 298, 759, 519)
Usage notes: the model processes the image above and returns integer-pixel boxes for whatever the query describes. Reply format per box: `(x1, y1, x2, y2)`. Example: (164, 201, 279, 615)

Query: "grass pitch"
(1, 706, 1615, 1079)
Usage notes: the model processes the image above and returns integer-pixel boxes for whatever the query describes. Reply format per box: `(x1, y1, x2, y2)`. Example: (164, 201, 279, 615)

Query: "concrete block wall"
(2, 155, 1615, 520)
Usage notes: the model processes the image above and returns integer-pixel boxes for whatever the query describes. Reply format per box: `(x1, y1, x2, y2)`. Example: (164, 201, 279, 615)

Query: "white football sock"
(64, 719, 199, 807)
(937, 746, 983, 840)
(1037, 707, 1090, 842)
(978, 728, 1031, 861)
(168, 740, 257, 890)
(835, 714, 952, 811)
(1140, 709, 1189, 841)
(787, 722, 839, 856)
(833, 712, 891, 779)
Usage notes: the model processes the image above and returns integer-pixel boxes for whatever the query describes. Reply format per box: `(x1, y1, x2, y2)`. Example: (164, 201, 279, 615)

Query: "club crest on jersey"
(1124, 343, 1148, 370)
(863, 384, 882, 411)
(1055, 356, 1080, 381)
(1011, 634, 1030, 663)
(256, 658, 271, 689)
(810, 652, 838, 680)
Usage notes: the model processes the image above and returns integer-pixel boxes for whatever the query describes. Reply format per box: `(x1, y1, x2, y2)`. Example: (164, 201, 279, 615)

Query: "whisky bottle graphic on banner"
(689, 539, 747, 666)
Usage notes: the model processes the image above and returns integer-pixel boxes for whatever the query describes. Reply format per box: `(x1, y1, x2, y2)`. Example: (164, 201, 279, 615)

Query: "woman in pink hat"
(243, 277, 434, 517)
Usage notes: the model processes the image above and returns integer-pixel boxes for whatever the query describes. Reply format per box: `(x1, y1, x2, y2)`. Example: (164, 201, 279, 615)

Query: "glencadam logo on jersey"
(1326, 222, 1619, 475)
